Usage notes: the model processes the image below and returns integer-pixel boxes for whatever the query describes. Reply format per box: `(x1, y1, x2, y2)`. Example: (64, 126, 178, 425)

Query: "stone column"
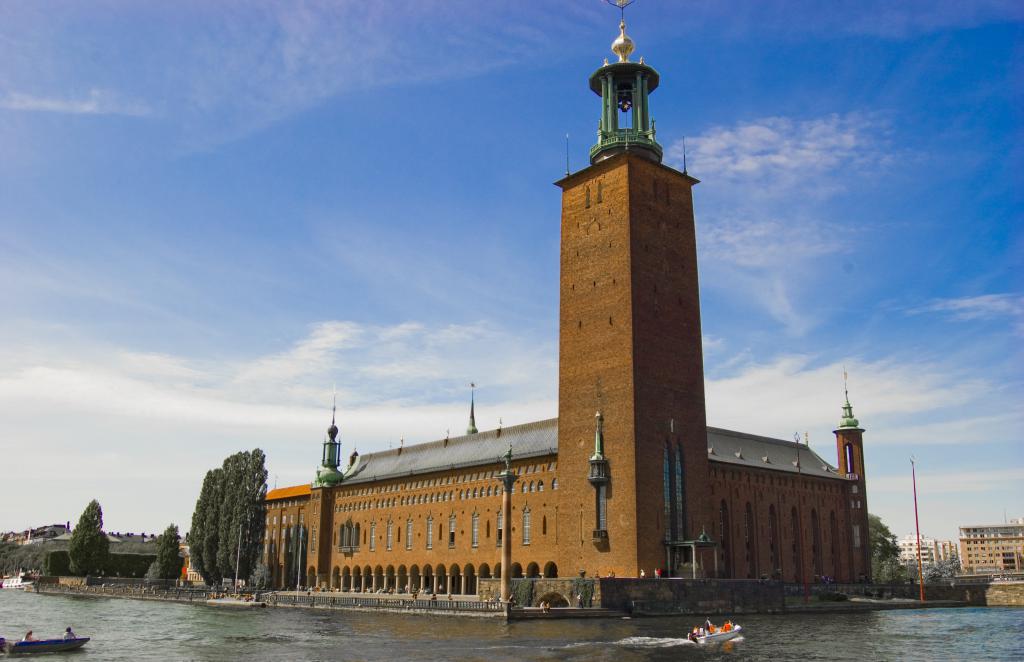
(372, 572, 379, 592)
(499, 470, 518, 602)
(361, 573, 367, 592)
(460, 574, 467, 595)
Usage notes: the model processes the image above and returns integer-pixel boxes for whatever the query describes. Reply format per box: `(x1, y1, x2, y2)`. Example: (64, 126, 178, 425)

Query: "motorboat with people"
(0, 635, 90, 655)
(687, 619, 743, 645)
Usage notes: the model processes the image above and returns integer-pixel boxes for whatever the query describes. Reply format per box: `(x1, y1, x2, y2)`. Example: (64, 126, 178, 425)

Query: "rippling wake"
(613, 636, 698, 648)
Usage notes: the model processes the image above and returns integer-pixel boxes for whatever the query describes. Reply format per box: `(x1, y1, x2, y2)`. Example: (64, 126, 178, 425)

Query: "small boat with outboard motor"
(687, 620, 743, 645)
(0, 636, 90, 655)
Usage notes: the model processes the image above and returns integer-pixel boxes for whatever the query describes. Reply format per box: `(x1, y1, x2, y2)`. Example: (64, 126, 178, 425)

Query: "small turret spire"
(467, 382, 478, 435)
(592, 411, 606, 460)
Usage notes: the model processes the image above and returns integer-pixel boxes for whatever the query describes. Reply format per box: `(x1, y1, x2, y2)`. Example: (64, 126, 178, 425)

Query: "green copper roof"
(837, 397, 861, 430)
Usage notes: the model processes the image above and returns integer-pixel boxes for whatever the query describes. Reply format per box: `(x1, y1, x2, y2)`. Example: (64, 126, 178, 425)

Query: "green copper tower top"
(314, 391, 345, 487)
(589, 15, 662, 164)
(836, 370, 863, 431)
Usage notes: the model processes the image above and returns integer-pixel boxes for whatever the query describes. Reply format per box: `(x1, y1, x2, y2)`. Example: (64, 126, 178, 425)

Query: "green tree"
(188, 468, 223, 585)
(68, 500, 109, 576)
(924, 557, 961, 583)
(187, 450, 268, 585)
(153, 524, 183, 580)
(868, 513, 905, 583)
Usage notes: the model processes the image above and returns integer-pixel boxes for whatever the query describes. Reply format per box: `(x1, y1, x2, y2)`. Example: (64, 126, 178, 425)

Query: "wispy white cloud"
(679, 113, 888, 335)
(907, 293, 1024, 323)
(705, 354, 1020, 448)
(671, 113, 889, 193)
(870, 467, 1024, 495)
(0, 88, 150, 116)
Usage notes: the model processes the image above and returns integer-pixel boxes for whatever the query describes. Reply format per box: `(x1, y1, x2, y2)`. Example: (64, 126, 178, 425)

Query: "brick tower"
(555, 18, 711, 578)
(834, 386, 871, 581)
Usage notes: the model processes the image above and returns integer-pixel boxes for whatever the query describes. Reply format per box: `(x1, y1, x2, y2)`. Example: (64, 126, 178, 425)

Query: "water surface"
(2, 590, 1021, 660)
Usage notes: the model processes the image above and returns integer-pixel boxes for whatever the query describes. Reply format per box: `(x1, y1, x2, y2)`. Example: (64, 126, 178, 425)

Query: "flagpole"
(911, 458, 926, 602)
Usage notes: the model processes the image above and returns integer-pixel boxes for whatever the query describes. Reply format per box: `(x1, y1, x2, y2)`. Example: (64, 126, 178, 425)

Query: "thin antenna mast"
(565, 133, 570, 176)
(682, 136, 688, 174)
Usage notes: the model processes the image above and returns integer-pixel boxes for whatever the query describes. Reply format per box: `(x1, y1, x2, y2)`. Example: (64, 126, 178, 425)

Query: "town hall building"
(262, 18, 872, 595)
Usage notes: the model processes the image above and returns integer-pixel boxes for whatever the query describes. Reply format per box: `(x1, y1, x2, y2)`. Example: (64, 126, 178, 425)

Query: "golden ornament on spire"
(611, 19, 635, 62)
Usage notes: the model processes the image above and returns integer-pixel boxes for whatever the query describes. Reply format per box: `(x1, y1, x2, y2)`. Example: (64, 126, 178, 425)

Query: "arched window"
(426, 516, 434, 550)
(471, 512, 480, 548)
(551, 478, 558, 490)
(529, 481, 535, 493)
(845, 443, 856, 475)
(768, 505, 780, 577)
(522, 508, 532, 545)
(542, 515, 547, 536)
(674, 446, 685, 538)
(496, 511, 504, 546)
(406, 519, 413, 550)
(585, 186, 591, 208)
(369, 521, 377, 552)
(811, 509, 823, 577)
(386, 519, 393, 551)
(663, 445, 672, 541)
(744, 503, 757, 578)
(448, 513, 457, 548)
(521, 482, 527, 493)
(829, 510, 839, 577)
(719, 500, 731, 577)
(791, 507, 802, 583)
(538, 481, 544, 492)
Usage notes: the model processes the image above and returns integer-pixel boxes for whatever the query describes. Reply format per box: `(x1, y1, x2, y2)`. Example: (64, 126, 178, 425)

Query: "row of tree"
(57, 499, 182, 579)
(868, 513, 961, 584)
(187, 449, 268, 585)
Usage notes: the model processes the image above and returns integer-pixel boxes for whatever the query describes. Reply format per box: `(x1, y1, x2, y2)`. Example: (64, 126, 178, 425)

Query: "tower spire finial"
(606, 0, 636, 62)
(467, 382, 478, 435)
(837, 367, 861, 429)
(331, 383, 337, 426)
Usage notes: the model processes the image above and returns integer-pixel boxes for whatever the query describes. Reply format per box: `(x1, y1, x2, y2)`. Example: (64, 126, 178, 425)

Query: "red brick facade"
(262, 38, 870, 592)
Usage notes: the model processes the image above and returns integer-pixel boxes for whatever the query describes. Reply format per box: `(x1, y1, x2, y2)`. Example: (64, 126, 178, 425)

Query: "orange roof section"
(265, 484, 311, 501)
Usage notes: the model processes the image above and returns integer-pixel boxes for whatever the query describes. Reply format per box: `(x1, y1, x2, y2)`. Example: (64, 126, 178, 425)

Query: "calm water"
(2, 590, 1021, 661)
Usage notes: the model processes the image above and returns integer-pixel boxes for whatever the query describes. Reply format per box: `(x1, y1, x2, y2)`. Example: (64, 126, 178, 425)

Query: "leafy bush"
(44, 550, 72, 576)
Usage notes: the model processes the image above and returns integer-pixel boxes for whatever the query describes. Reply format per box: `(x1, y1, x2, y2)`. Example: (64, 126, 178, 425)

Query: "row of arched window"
(334, 509, 542, 552)
(332, 462, 557, 499)
(333, 479, 560, 514)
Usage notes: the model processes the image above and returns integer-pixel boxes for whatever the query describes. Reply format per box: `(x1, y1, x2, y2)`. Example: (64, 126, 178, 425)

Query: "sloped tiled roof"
(341, 418, 558, 485)
(706, 427, 842, 480)
(270, 418, 845, 494)
(266, 484, 312, 501)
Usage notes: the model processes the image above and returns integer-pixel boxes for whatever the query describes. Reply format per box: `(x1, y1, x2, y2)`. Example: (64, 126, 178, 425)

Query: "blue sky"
(1, 1, 1021, 542)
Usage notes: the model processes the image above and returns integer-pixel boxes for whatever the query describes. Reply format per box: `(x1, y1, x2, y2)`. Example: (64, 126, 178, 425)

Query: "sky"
(0, 1, 1021, 543)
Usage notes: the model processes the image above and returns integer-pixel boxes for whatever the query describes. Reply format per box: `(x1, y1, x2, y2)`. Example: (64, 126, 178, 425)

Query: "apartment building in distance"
(959, 518, 1024, 574)
(897, 534, 958, 567)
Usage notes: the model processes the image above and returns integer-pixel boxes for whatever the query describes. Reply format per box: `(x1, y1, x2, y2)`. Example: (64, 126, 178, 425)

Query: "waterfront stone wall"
(477, 578, 602, 607)
(598, 578, 784, 614)
(985, 582, 1024, 606)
